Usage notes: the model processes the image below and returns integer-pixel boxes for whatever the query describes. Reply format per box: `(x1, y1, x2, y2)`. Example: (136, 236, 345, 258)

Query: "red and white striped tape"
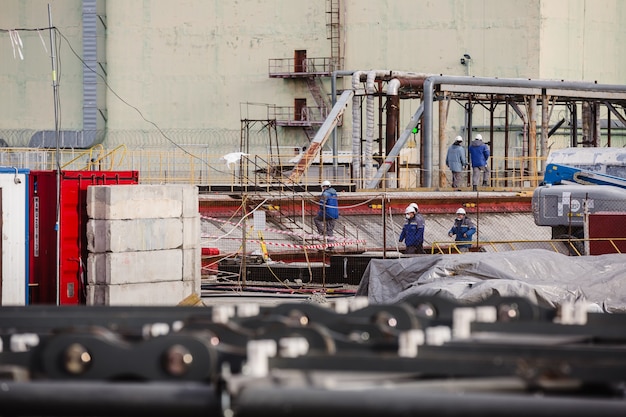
(201, 235, 366, 250)
(202, 214, 358, 242)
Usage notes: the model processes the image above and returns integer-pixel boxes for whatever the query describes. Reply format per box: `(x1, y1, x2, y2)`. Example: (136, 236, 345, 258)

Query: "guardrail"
(431, 237, 626, 256)
(0, 147, 547, 190)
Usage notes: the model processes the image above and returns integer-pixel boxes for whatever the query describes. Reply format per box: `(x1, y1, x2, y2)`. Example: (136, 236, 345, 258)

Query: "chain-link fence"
(199, 194, 626, 271)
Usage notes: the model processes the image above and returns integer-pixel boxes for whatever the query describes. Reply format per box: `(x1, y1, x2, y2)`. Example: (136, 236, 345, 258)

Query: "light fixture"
(460, 54, 472, 65)
(13, 167, 21, 184)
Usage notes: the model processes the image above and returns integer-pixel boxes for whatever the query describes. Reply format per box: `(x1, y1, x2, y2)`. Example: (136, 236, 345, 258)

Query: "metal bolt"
(64, 343, 92, 375)
(416, 303, 436, 318)
(163, 344, 193, 376)
(498, 303, 519, 321)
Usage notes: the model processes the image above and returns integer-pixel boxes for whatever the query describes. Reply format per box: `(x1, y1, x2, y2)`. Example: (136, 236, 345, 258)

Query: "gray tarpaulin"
(356, 249, 626, 313)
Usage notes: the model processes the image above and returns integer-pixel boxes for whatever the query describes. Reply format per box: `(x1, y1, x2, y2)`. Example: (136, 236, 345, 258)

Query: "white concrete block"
(86, 280, 197, 306)
(182, 247, 201, 283)
(181, 185, 199, 218)
(88, 250, 183, 285)
(182, 216, 200, 249)
(87, 185, 194, 220)
(87, 218, 184, 253)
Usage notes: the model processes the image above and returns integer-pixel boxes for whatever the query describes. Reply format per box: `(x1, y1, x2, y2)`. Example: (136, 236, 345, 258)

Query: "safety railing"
(0, 146, 548, 190)
(268, 57, 340, 76)
(490, 155, 545, 189)
(430, 237, 626, 256)
(268, 105, 329, 124)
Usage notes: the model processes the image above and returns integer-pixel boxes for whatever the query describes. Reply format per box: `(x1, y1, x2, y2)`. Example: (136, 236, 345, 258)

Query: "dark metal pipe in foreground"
(234, 386, 626, 417)
(0, 381, 220, 417)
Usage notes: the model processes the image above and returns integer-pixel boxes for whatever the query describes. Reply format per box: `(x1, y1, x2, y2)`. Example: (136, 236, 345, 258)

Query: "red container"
(28, 170, 139, 305)
(588, 212, 626, 255)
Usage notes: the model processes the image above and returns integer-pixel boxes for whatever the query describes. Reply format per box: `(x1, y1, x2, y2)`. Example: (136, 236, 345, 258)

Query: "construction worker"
(399, 204, 425, 254)
(314, 180, 339, 242)
(446, 136, 467, 189)
(469, 134, 491, 190)
(448, 207, 476, 252)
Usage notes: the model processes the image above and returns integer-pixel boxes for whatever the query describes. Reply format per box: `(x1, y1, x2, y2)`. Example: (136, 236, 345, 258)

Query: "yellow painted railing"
(430, 238, 626, 256)
(0, 146, 546, 189)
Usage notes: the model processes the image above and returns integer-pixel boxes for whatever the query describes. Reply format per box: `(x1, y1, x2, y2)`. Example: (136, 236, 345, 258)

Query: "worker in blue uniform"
(399, 204, 425, 254)
(448, 207, 476, 252)
(314, 180, 339, 242)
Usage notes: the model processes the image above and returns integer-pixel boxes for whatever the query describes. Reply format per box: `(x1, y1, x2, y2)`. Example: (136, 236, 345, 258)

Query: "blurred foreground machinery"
(0, 296, 626, 417)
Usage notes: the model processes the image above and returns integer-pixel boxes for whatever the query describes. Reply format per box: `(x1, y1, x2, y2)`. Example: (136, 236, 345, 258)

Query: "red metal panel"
(588, 212, 626, 255)
(29, 170, 139, 305)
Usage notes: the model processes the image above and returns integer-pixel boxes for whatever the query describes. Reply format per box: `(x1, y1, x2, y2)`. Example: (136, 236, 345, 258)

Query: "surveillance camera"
(460, 58, 466, 65)
(14, 176, 21, 185)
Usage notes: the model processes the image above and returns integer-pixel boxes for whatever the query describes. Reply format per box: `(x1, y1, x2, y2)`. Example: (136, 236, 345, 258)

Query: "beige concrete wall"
(342, 0, 541, 78)
(539, 0, 626, 83)
(1, 0, 625, 150)
(0, 1, 83, 131)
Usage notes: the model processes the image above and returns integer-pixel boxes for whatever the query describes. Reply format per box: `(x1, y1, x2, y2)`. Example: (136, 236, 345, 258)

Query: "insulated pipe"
(355, 71, 430, 187)
(366, 71, 392, 183)
(351, 71, 367, 185)
(366, 103, 424, 189)
(423, 76, 626, 187)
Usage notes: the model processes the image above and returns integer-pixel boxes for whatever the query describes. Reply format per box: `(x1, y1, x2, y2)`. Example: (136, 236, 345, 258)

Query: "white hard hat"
(454, 136, 463, 143)
(404, 206, 416, 214)
(474, 134, 483, 141)
(456, 208, 466, 215)
(321, 180, 331, 187)
(409, 202, 419, 212)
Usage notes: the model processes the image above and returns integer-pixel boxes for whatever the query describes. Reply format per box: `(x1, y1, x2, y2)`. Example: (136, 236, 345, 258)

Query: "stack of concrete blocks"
(85, 185, 201, 305)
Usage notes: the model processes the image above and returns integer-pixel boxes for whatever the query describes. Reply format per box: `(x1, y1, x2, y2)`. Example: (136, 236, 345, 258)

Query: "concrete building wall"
(1, 0, 625, 151)
(0, 1, 83, 132)
(539, 0, 626, 82)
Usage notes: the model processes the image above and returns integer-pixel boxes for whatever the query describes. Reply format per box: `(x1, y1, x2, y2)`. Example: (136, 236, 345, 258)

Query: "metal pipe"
(0, 381, 219, 417)
(234, 386, 626, 417)
(541, 93, 549, 173)
(48, 4, 61, 306)
(366, 103, 424, 189)
(438, 97, 449, 189)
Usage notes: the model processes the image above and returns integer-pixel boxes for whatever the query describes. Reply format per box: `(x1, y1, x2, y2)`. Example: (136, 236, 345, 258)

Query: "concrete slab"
(86, 280, 196, 306)
(88, 249, 183, 285)
(87, 218, 184, 252)
(87, 185, 197, 220)
(183, 247, 202, 285)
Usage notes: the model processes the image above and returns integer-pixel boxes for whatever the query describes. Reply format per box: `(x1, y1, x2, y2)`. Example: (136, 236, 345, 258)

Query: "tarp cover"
(356, 249, 626, 313)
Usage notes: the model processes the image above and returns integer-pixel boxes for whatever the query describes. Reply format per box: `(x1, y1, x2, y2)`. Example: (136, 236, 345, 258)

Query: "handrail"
(61, 144, 105, 169)
(0, 146, 554, 188)
(429, 238, 626, 256)
(87, 144, 128, 171)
